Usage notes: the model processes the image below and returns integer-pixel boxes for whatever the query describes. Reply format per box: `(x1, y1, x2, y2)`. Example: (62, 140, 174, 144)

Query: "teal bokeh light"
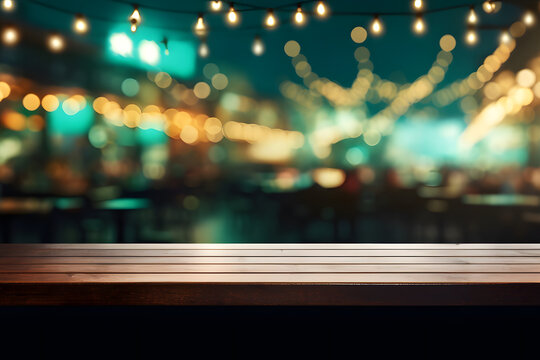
(136, 128, 167, 146)
(48, 98, 94, 136)
(106, 26, 196, 79)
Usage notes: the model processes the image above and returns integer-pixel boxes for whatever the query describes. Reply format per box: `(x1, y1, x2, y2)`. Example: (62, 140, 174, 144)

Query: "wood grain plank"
(2, 256, 540, 264)
(2, 272, 540, 283)
(3, 249, 540, 257)
(3, 244, 540, 305)
(2, 263, 540, 273)
(2, 283, 540, 306)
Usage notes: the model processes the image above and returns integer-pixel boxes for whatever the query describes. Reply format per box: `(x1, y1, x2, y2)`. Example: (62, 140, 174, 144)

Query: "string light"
(1, 0, 14, 12)
(47, 34, 65, 52)
(195, 13, 207, 36)
(198, 41, 209, 57)
(467, 6, 477, 24)
(499, 30, 511, 44)
(73, 14, 89, 34)
(465, 29, 478, 45)
(129, 6, 141, 32)
(523, 10, 535, 26)
(413, 14, 426, 34)
(482, 1, 494, 14)
(0, 0, 528, 57)
(370, 15, 383, 35)
(2, 27, 18, 45)
(315, 1, 327, 17)
(210, 1, 222, 11)
(265, 9, 277, 28)
(227, 3, 239, 25)
(252, 35, 264, 56)
(294, 5, 305, 25)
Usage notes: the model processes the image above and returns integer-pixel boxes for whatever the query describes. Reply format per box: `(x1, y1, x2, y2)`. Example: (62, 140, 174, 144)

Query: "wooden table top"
(2, 243, 540, 306)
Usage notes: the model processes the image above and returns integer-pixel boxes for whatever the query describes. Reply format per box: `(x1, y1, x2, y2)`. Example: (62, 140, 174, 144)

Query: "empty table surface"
(2, 243, 540, 305)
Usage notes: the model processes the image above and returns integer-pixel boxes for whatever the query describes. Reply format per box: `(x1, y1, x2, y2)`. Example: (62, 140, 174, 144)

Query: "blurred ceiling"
(0, 0, 534, 98)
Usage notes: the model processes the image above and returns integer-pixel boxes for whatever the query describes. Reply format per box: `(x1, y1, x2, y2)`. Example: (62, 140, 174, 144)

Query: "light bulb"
(465, 29, 477, 45)
(467, 7, 477, 24)
(523, 11, 535, 26)
(2, 27, 18, 45)
(499, 30, 511, 44)
(265, 9, 277, 28)
(295, 5, 305, 25)
(413, 0, 423, 10)
(73, 14, 89, 34)
(227, 4, 238, 24)
(252, 36, 264, 56)
(129, 6, 141, 32)
(315, 1, 327, 17)
(371, 15, 383, 35)
(2, 0, 14, 12)
(162, 38, 169, 55)
(198, 42, 209, 57)
(210, 1, 222, 11)
(482, 1, 494, 14)
(195, 14, 207, 36)
(413, 15, 425, 34)
(48, 34, 65, 52)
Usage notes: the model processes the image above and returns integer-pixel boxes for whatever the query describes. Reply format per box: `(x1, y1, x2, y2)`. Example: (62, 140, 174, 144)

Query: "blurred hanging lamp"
(467, 6, 477, 24)
(129, 5, 141, 32)
(227, 3, 239, 25)
(413, 14, 426, 34)
(73, 14, 89, 34)
(252, 35, 264, 56)
(370, 15, 383, 35)
(210, 1, 222, 11)
(198, 41, 209, 57)
(412, 0, 423, 11)
(265, 9, 277, 28)
(315, 1, 327, 17)
(294, 4, 305, 25)
(195, 13, 207, 36)
(2, 0, 14, 12)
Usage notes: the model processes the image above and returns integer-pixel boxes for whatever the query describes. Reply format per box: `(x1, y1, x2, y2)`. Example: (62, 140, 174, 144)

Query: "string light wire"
(8, 0, 536, 56)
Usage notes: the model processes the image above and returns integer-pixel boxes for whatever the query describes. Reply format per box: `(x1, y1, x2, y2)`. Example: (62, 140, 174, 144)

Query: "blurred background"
(0, 0, 540, 243)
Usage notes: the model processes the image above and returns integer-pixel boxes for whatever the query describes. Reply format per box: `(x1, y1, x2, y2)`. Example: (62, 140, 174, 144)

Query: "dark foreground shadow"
(0, 306, 538, 358)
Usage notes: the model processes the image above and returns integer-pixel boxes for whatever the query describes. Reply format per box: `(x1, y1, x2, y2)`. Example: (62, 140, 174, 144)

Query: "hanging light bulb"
(413, 14, 425, 34)
(252, 35, 264, 56)
(48, 34, 65, 52)
(195, 14, 207, 36)
(412, 0, 423, 11)
(465, 29, 478, 45)
(523, 10, 535, 26)
(294, 5, 305, 25)
(482, 1, 494, 14)
(2, 27, 18, 45)
(265, 9, 277, 28)
(467, 6, 477, 24)
(129, 6, 141, 32)
(210, 1, 222, 11)
(2, 0, 14, 12)
(499, 30, 511, 44)
(162, 37, 169, 55)
(315, 1, 327, 17)
(227, 3, 239, 25)
(198, 41, 209, 57)
(73, 14, 89, 34)
(370, 15, 383, 35)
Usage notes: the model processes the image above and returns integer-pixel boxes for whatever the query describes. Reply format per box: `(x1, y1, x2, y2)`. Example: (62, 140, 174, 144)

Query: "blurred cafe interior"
(0, 0, 540, 244)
